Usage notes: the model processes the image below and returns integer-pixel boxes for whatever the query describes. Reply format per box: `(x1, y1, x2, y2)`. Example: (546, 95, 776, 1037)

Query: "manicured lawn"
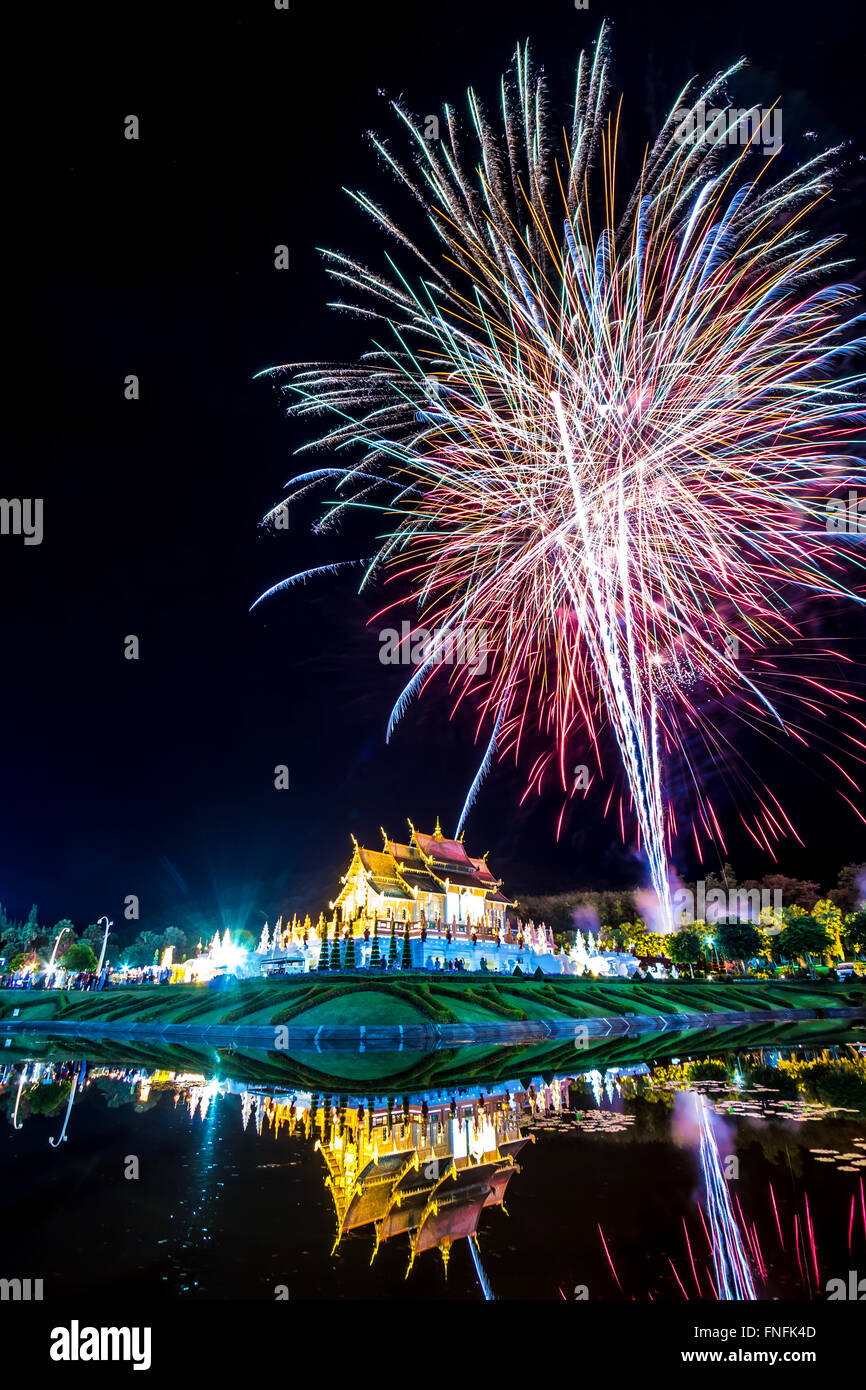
(288, 990, 426, 1026)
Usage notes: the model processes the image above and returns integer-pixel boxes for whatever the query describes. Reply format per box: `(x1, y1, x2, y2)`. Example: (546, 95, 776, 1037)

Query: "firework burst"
(254, 24, 865, 924)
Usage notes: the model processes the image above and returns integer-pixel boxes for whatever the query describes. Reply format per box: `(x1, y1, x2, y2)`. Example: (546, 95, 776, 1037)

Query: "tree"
(124, 931, 164, 968)
(0, 906, 36, 956)
(628, 928, 669, 959)
(50, 919, 77, 947)
(329, 930, 342, 970)
(705, 863, 738, 897)
(600, 922, 630, 952)
(779, 916, 832, 973)
(150, 927, 190, 963)
(516, 889, 640, 939)
(370, 924, 381, 968)
(829, 863, 866, 915)
(759, 875, 822, 912)
(344, 929, 356, 971)
(81, 923, 108, 949)
(716, 920, 763, 972)
(400, 925, 412, 970)
(318, 919, 329, 970)
(667, 929, 704, 977)
(842, 911, 866, 959)
(388, 922, 397, 968)
(812, 899, 844, 960)
(63, 942, 98, 973)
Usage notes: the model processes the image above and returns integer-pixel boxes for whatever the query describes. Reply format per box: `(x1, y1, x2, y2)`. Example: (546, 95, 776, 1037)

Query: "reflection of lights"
(5, 1048, 860, 1300)
(49, 1060, 87, 1148)
(470, 1234, 494, 1300)
(696, 1095, 756, 1300)
(12, 1067, 29, 1129)
(584, 1070, 604, 1106)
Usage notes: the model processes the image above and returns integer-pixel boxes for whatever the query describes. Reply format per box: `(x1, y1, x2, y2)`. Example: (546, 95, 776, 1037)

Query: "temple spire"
(433, 816, 444, 840)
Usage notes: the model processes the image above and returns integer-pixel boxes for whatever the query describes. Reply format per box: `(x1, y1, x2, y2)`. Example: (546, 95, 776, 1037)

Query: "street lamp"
(95, 916, 113, 977)
(47, 924, 72, 972)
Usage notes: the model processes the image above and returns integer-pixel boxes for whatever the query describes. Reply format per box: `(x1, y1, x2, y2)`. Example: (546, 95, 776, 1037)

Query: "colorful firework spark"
(254, 24, 865, 923)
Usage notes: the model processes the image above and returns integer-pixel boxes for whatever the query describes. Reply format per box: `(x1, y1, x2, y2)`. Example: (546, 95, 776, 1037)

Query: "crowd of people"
(0, 963, 174, 991)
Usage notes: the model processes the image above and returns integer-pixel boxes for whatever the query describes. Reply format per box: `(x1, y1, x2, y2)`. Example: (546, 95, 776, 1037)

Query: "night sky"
(4, 0, 864, 937)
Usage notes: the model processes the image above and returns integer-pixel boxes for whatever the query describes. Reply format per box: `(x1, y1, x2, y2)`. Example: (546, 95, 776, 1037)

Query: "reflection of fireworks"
(256, 25, 865, 919)
(696, 1097, 757, 1298)
(469, 1234, 494, 1301)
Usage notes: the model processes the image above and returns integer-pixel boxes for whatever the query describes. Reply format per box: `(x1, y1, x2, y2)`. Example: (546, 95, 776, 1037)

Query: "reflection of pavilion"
(313, 1094, 532, 1276)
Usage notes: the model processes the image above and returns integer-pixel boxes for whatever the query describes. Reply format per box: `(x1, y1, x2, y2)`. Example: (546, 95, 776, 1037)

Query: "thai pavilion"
(323, 819, 555, 972)
(332, 818, 512, 932)
(256, 819, 559, 975)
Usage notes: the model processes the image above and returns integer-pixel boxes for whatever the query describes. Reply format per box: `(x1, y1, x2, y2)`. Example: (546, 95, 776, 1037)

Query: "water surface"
(2, 1024, 864, 1301)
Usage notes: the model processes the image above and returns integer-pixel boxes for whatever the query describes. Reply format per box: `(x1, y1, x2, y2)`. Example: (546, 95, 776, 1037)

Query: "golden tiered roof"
(314, 1100, 529, 1276)
(332, 820, 515, 911)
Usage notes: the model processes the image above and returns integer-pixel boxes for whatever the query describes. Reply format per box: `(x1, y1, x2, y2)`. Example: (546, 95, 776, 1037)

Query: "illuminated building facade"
(332, 819, 511, 929)
(325, 818, 557, 972)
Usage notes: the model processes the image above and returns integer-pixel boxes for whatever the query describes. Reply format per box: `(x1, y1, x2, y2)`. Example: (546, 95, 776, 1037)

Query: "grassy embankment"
(1, 974, 863, 1029)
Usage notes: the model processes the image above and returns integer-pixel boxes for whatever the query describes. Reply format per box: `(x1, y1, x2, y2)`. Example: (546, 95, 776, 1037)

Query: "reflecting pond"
(2, 1023, 865, 1301)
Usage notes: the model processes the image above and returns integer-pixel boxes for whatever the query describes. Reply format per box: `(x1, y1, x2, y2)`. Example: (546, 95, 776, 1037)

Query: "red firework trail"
(668, 1257, 689, 1300)
(804, 1192, 820, 1285)
(770, 1182, 785, 1250)
(683, 1217, 702, 1295)
(698, 1203, 713, 1252)
(598, 1223, 623, 1292)
(794, 1214, 805, 1285)
(751, 1223, 767, 1280)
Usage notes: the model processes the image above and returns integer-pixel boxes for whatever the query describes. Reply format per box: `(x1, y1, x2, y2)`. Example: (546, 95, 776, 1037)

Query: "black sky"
(4, 0, 864, 936)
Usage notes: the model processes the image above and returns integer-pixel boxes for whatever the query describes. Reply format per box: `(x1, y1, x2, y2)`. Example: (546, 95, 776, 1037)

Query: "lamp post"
(95, 916, 113, 976)
(47, 924, 72, 973)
